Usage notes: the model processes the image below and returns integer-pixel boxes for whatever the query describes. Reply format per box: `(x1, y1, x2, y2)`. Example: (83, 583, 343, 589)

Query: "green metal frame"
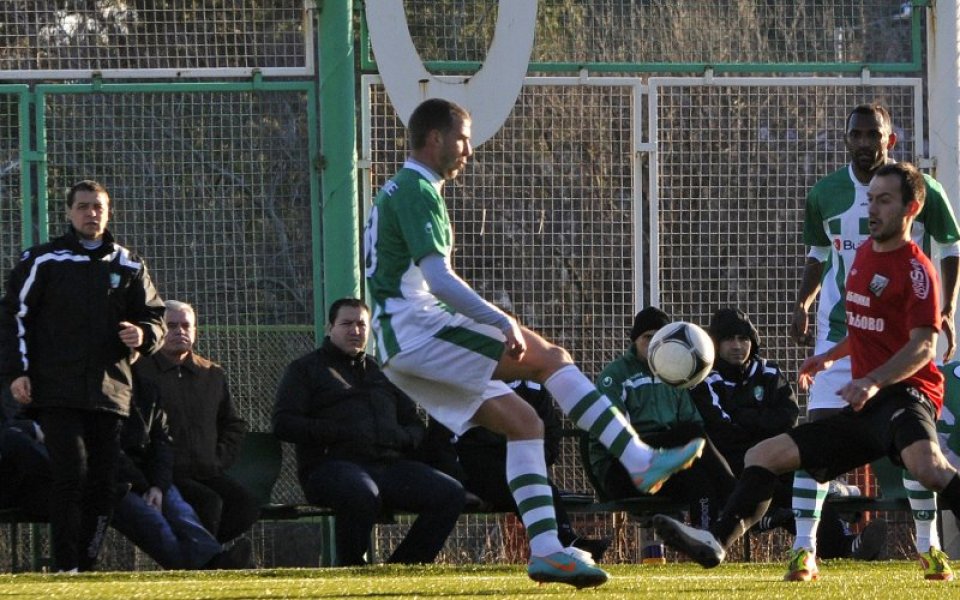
(319, 0, 361, 335)
(27, 78, 325, 338)
(359, 0, 928, 75)
(0, 85, 35, 247)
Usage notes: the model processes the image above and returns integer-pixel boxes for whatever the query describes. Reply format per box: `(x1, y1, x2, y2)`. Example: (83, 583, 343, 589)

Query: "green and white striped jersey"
(804, 164, 960, 344)
(364, 161, 455, 362)
(938, 361, 960, 458)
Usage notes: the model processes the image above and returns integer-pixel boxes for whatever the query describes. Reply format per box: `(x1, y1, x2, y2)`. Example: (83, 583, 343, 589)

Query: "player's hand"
(118, 321, 144, 349)
(838, 377, 878, 412)
(503, 318, 526, 361)
(10, 375, 32, 405)
(941, 311, 956, 362)
(797, 353, 832, 391)
(790, 305, 813, 346)
(143, 487, 163, 510)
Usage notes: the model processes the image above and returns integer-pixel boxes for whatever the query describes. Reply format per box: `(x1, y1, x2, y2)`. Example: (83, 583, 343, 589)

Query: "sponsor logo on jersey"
(847, 311, 885, 332)
(753, 386, 763, 401)
(909, 259, 930, 299)
(847, 290, 872, 306)
(868, 274, 889, 297)
(833, 238, 862, 251)
(424, 222, 433, 235)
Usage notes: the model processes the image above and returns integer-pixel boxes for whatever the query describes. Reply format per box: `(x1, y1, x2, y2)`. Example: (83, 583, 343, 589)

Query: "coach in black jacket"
(0, 180, 165, 571)
(273, 297, 464, 566)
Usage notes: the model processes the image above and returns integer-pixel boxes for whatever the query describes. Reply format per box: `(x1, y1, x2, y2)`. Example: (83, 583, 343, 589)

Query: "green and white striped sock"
(507, 439, 563, 557)
(792, 472, 828, 553)
(545, 364, 653, 472)
(904, 471, 939, 553)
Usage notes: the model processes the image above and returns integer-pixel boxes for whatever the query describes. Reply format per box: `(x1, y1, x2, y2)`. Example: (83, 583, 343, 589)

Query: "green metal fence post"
(317, 0, 361, 327)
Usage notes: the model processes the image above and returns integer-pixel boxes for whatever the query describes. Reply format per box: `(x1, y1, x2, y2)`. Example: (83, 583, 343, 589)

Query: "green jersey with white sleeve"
(364, 161, 456, 363)
(804, 164, 960, 346)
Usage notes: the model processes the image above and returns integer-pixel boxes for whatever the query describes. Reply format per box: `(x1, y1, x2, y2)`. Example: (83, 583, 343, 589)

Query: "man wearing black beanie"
(586, 307, 735, 531)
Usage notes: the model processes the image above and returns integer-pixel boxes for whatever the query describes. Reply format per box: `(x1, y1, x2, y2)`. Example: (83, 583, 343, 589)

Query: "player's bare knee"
(743, 444, 770, 469)
(744, 435, 797, 474)
(909, 463, 950, 492)
(505, 413, 544, 440)
(536, 345, 573, 380)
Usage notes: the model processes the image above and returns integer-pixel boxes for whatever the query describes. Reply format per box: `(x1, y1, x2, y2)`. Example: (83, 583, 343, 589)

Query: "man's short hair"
(846, 102, 892, 134)
(875, 162, 926, 207)
(328, 297, 369, 325)
(164, 299, 196, 321)
(66, 180, 109, 208)
(408, 98, 470, 150)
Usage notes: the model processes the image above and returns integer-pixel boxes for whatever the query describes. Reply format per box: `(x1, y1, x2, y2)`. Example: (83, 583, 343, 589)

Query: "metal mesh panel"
(42, 90, 316, 439)
(0, 92, 22, 273)
(393, 0, 915, 68)
(653, 81, 918, 411)
(0, 1, 308, 76)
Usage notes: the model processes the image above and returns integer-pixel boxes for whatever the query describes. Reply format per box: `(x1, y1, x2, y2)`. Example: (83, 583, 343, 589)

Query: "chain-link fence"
(367, 0, 919, 71)
(0, 90, 24, 275)
(0, 0, 311, 77)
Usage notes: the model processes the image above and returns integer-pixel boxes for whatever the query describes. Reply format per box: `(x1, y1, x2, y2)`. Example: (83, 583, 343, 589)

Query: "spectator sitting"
(692, 308, 800, 475)
(134, 300, 260, 543)
(0, 410, 252, 570)
(588, 307, 736, 530)
(0, 415, 52, 521)
(111, 378, 254, 570)
(418, 379, 610, 561)
(273, 297, 465, 566)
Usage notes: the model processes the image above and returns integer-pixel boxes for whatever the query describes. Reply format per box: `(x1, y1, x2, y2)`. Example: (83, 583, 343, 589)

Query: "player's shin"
(712, 466, 778, 548)
(506, 439, 563, 557)
(792, 472, 827, 553)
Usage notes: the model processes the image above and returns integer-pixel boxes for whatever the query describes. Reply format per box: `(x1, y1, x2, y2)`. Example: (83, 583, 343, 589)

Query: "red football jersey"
(845, 240, 943, 411)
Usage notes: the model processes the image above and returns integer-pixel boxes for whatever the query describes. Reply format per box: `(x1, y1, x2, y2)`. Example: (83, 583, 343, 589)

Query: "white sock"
(792, 473, 827, 553)
(904, 473, 939, 553)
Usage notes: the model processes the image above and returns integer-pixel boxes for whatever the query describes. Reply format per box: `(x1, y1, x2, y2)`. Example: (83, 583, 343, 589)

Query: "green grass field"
(0, 561, 955, 599)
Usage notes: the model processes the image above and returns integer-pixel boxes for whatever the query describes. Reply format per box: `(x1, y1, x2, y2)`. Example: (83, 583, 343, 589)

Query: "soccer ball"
(647, 321, 715, 389)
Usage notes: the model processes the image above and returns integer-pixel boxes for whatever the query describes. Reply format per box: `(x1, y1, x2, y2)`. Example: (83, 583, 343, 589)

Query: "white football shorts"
(383, 314, 511, 435)
(807, 339, 850, 411)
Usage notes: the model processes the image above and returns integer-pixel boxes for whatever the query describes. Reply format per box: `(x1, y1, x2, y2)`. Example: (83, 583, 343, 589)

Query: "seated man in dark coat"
(134, 300, 260, 544)
(273, 297, 465, 566)
(112, 378, 253, 569)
